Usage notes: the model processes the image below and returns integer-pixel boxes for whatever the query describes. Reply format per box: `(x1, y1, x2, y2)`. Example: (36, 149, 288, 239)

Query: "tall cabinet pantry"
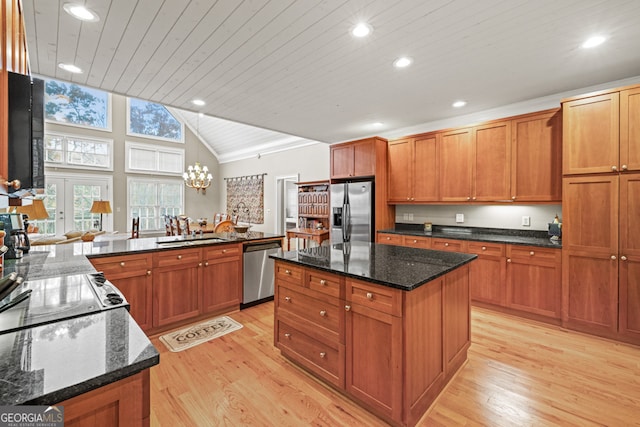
(561, 85, 640, 345)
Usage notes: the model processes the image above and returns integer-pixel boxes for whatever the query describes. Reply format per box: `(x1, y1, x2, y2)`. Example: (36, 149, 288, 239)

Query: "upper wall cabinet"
(562, 84, 640, 175)
(387, 134, 438, 203)
(331, 138, 378, 179)
(438, 127, 474, 202)
(472, 120, 511, 202)
(511, 109, 562, 202)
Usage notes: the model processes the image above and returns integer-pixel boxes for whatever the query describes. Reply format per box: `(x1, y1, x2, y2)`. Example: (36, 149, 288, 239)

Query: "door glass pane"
(73, 184, 103, 231)
(32, 183, 57, 235)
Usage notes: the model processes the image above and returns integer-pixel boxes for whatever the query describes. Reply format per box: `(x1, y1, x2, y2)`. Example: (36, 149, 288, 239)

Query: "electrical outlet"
(522, 216, 530, 226)
(455, 213, 464, 223)
(408, 213, 414, 221)
(403, 213, 409, 221)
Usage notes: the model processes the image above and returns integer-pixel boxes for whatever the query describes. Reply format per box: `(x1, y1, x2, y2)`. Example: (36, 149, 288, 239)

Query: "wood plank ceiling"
(23, 0, 640, 162)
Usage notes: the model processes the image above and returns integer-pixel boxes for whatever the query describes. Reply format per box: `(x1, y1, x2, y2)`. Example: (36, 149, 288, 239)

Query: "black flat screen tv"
(7, 72, 45, 193)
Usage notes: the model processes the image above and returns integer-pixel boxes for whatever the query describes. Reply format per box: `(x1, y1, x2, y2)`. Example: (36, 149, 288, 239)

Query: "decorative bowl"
(81, 232, 95, 242)
(233, 225, 250, 233)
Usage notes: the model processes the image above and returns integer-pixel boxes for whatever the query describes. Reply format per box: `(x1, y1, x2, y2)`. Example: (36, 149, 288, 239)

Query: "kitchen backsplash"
(395, 204, 562, 231)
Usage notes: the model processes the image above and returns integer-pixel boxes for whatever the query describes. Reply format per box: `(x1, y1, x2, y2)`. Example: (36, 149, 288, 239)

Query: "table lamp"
(89, 200, 112, 231)
(15, 199, 49, 232)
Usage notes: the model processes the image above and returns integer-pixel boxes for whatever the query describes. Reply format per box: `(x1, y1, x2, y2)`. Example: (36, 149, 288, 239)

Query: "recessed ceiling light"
(393, 57, 412, 68)
(452, 100, 467, 108)
(63, 3, 100, 22)
(582, 35, 606, 48)
(191, 99, 206, 106)
(370, 122, 384, 128)
(351, 23, 372, 38)
(58, 63, 83, 73)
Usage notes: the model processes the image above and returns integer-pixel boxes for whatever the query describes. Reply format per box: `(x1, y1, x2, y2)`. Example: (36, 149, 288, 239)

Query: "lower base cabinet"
(275, 260, 470, 427)
(57, 370, 150, 427)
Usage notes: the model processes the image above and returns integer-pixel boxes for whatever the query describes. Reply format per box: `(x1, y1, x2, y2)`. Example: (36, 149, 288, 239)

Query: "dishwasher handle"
(243, 242, 282, 253)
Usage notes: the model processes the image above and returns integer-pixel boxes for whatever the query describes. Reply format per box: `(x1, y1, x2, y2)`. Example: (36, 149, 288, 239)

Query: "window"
(128, 177, 184, 232)
(126, 98, 184, 143)
(125, 142, 184, 175)
(44, 79, 111, 131)
(45, 132, 113, 170)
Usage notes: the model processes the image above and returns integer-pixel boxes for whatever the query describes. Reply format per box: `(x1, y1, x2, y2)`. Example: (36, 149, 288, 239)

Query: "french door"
(38, 173, 113, 235)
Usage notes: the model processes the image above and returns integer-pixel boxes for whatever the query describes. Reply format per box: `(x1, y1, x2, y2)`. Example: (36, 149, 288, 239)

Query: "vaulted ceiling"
(23, 0, 640, 162)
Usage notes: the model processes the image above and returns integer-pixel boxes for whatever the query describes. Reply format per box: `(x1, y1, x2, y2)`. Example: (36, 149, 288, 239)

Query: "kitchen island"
(271, 242, 477, 427)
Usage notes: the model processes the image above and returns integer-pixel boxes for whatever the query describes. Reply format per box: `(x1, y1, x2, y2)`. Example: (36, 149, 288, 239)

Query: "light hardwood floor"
(149, 303, 640, 426)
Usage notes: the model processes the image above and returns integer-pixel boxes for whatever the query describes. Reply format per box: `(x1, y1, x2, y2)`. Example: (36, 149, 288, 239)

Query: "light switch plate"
(455, 213, 464, 223)
(522, 216, 530, 226)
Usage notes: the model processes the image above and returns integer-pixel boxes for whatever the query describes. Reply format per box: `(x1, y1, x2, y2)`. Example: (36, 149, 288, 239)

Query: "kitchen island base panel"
(56, 370, 150, 427)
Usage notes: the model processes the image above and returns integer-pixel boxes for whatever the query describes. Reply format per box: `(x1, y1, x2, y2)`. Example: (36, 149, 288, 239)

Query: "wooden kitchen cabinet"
(90, 254, 154, 332)
(201, 243, 242, 315)
(618, 174, 640, 341)
(438, 128, 473, 202)
(511, 109, 562, 202)
(377, 232, 403, 246)
(431, 237, 467, 253)
(152, 248, 202, 328)
(331, 138, 377, 179)
(467, 242, 506, 306)
(506, 245, 561, 319)
(402, 235, 432, 249)
(620, 86, 640, 172)
(387, 134, 438, 203)
(473, 120, 511, 201)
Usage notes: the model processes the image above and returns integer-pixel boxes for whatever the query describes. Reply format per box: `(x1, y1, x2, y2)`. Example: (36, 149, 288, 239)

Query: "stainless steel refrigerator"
(330, 181, 374, 243)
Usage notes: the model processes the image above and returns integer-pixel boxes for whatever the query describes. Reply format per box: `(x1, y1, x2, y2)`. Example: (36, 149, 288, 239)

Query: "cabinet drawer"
(90, 254, 151, 276)
(467, 242, 505, 257)
(154, 248, 201, 268)
(346, 279, 402, 317)
(203, 243, 240, 259)
(275, 262, 303, 285)
(378, 233, 403, 245)
(432, 238, 467, 252)
(307, 270, 343, 298)
(403, 235, 432, 249)
(277, 284, 340, 335)
(507, 245, 560, 262)
(277, 320, 342, 387)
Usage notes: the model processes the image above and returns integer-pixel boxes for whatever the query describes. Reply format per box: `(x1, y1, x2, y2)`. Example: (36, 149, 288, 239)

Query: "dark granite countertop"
(0, 307, 159, 405)
(271, 241, 477, 291)
(4, 231, 284, 280)
(378, 224, 562, 249)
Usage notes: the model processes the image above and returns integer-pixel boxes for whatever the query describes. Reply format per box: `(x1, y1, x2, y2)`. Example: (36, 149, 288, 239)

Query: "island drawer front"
(346, 279, 402, 317)
(277, 284, 340, 334)
(307, 270, 343, 298)
(507, 245, 560, 262)
(203, 244, 241, 259)
(90, 254, 152, 276)
(467, 242, 505, 257)
(275, 262, 304, 285)
(154, 248, 201, 268)
(277, 320, 342, 388)
(403, 236, 432, 249)
(431, 238, 467, 252)
(377, 233, 403, 245)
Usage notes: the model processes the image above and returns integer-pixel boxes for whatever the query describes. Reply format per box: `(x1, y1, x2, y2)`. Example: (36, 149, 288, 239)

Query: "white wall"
(218, 143, 330, 233)
(396, 204, 562, 231)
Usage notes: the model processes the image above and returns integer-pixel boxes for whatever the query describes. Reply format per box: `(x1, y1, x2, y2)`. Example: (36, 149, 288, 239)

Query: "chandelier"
(183, 162, 212, 193)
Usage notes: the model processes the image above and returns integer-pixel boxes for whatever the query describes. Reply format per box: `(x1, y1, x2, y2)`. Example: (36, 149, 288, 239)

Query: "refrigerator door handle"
(343, 203, 351, 242)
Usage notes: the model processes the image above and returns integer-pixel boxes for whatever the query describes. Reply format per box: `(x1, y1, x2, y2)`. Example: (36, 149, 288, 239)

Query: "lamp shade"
(90, 200, 112, 214)
(15, 199, 50, 220)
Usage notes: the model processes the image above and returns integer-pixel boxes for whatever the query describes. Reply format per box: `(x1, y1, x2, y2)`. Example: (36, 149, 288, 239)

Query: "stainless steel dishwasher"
(242, 240, 282, 308)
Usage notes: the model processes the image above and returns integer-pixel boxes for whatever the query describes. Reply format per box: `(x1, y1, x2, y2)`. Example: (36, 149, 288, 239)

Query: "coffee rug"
(159, 316, 243, 352)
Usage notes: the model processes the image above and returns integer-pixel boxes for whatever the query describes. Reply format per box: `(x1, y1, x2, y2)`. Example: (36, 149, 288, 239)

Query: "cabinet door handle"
(621, 164, 628, 170)
(611, 165, 618, 171)
(444, 243, 449, 247)
(466, 197, 471, 200)
(366, 292, 373, 300)
(386, 237, 391, 240)
(222, 249, 227, 253)
(319, 352, 326, 358)
(621, 255, 627, 261)
(472, 196, 476, 201)
(320, 279, 327, 285)
(320, 310, 327, 317)
(345, 305, 351, 311)
(512, 196, 516, 200)
(284, 333, 291, 338)
(120, 262, 125, 267)
(177, 255, 182, 260)
(530, 251, 535, 256)
(285, 296, 291, 302)
(146, 270, 151, 276)
(198, 262, 203, 267)
(507, 258, 511, 263)
(285, 269, 291, 275)
(205, 261, 209, 267)
(481, 246, 487, 251)
(611, 255, 617, 260)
